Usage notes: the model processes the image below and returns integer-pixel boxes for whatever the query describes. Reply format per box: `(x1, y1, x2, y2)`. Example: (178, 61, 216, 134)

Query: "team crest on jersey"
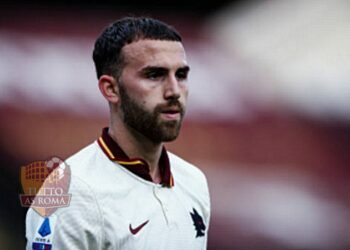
(31, 216, 57, 250)
(190, 208, 206, 237)
(19, 156, 71, 217)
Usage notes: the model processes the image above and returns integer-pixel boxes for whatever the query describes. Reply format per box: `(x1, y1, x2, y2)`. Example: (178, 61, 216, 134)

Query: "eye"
(143, 68, 167, 80)
(146, 70, 164, 80)
(176, 68, 189, 81)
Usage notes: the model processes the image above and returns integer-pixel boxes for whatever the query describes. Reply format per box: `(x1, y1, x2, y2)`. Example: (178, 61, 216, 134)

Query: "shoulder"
(65, 141, 99, 169)
(25, 175, 104, 249)
(168, 152, 207, 184)
(25, 142, 105, 249)
(64, 141, 109, 181)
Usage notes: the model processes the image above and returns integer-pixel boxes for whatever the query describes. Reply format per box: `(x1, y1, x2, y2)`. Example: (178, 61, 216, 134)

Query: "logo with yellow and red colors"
(19, 156, 71, 217)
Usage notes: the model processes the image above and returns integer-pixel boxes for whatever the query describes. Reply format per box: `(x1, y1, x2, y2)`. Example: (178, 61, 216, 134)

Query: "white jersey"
(25, 128, 210, 250)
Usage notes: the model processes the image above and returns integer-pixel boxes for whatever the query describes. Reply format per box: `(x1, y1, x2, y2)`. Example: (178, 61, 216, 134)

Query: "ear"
(98, 75, 120, 104)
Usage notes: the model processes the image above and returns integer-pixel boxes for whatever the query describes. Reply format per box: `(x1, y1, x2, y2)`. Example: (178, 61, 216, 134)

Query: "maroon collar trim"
(97, 127, 174, 187)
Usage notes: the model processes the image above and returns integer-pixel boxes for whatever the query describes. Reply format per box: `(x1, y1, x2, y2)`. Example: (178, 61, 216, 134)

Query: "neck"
(108, 118, 163, 183)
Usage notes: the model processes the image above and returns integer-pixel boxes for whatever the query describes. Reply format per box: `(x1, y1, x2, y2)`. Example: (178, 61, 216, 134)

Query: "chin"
(161, 135, 179, 142)
(151, 128, 180, 143)
(162, 123, 182, 141)
(160, 128, 181, 142)
(147, 119, 183, 143)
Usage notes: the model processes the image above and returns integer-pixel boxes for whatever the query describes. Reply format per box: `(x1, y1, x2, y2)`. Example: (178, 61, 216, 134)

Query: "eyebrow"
(141, 65, 190, 73)
(141, 66, 167, 74)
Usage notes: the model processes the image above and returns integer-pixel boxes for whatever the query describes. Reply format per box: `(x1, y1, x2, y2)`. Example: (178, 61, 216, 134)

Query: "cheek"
(138, 95, 159, 112)
(129, 78, 162, 98)
(185, 87, 189, 97)
(181, 85, 189, 101)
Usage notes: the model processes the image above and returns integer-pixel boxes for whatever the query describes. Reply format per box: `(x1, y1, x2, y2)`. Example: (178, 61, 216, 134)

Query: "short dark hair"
(92, 16, 182, 79)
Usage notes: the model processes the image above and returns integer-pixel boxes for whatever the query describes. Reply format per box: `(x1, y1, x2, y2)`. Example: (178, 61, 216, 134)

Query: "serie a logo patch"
(31, 215, 57, 250)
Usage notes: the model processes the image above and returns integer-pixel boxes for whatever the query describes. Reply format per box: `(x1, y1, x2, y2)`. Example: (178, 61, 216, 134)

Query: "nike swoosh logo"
(129, 220, 149, 235)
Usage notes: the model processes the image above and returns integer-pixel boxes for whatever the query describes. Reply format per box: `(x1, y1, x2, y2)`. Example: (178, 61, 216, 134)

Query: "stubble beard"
(118, 84, 185, 144)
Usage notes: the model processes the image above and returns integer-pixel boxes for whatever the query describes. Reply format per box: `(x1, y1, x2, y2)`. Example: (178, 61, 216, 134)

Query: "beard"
(118, 84, 185, 143)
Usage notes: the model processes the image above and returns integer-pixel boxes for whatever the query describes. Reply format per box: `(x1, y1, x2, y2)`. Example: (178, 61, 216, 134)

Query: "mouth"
(161, 108, 180, 114)
(160, 107, 182, 120)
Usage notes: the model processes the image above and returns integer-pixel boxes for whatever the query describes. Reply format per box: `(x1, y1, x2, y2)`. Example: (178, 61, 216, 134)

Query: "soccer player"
(26, 16, 210, 249)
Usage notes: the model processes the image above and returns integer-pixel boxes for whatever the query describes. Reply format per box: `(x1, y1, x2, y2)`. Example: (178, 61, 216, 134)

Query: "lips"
(159, 106, 182, 120)
(161, 108, 181, 114)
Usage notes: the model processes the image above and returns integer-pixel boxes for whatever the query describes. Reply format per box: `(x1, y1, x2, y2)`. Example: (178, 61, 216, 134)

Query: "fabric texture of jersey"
(26, 131, 210, 250)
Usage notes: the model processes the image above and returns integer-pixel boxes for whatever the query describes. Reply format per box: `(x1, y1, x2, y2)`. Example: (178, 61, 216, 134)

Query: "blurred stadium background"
(1, 0, 350, 249)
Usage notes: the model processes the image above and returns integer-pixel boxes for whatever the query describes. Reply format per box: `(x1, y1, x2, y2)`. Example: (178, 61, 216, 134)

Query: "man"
(26, 16, 210, 249)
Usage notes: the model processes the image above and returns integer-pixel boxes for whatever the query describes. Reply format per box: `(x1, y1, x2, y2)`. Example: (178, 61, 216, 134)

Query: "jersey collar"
(97, 127, 174, 187)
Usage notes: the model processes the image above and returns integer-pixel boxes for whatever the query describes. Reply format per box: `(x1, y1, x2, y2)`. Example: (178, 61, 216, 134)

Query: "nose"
(164, 75, 181, 100)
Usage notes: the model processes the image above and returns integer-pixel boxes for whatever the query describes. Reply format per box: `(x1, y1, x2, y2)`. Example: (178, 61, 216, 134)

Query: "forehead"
(121, 39, 187, 68)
